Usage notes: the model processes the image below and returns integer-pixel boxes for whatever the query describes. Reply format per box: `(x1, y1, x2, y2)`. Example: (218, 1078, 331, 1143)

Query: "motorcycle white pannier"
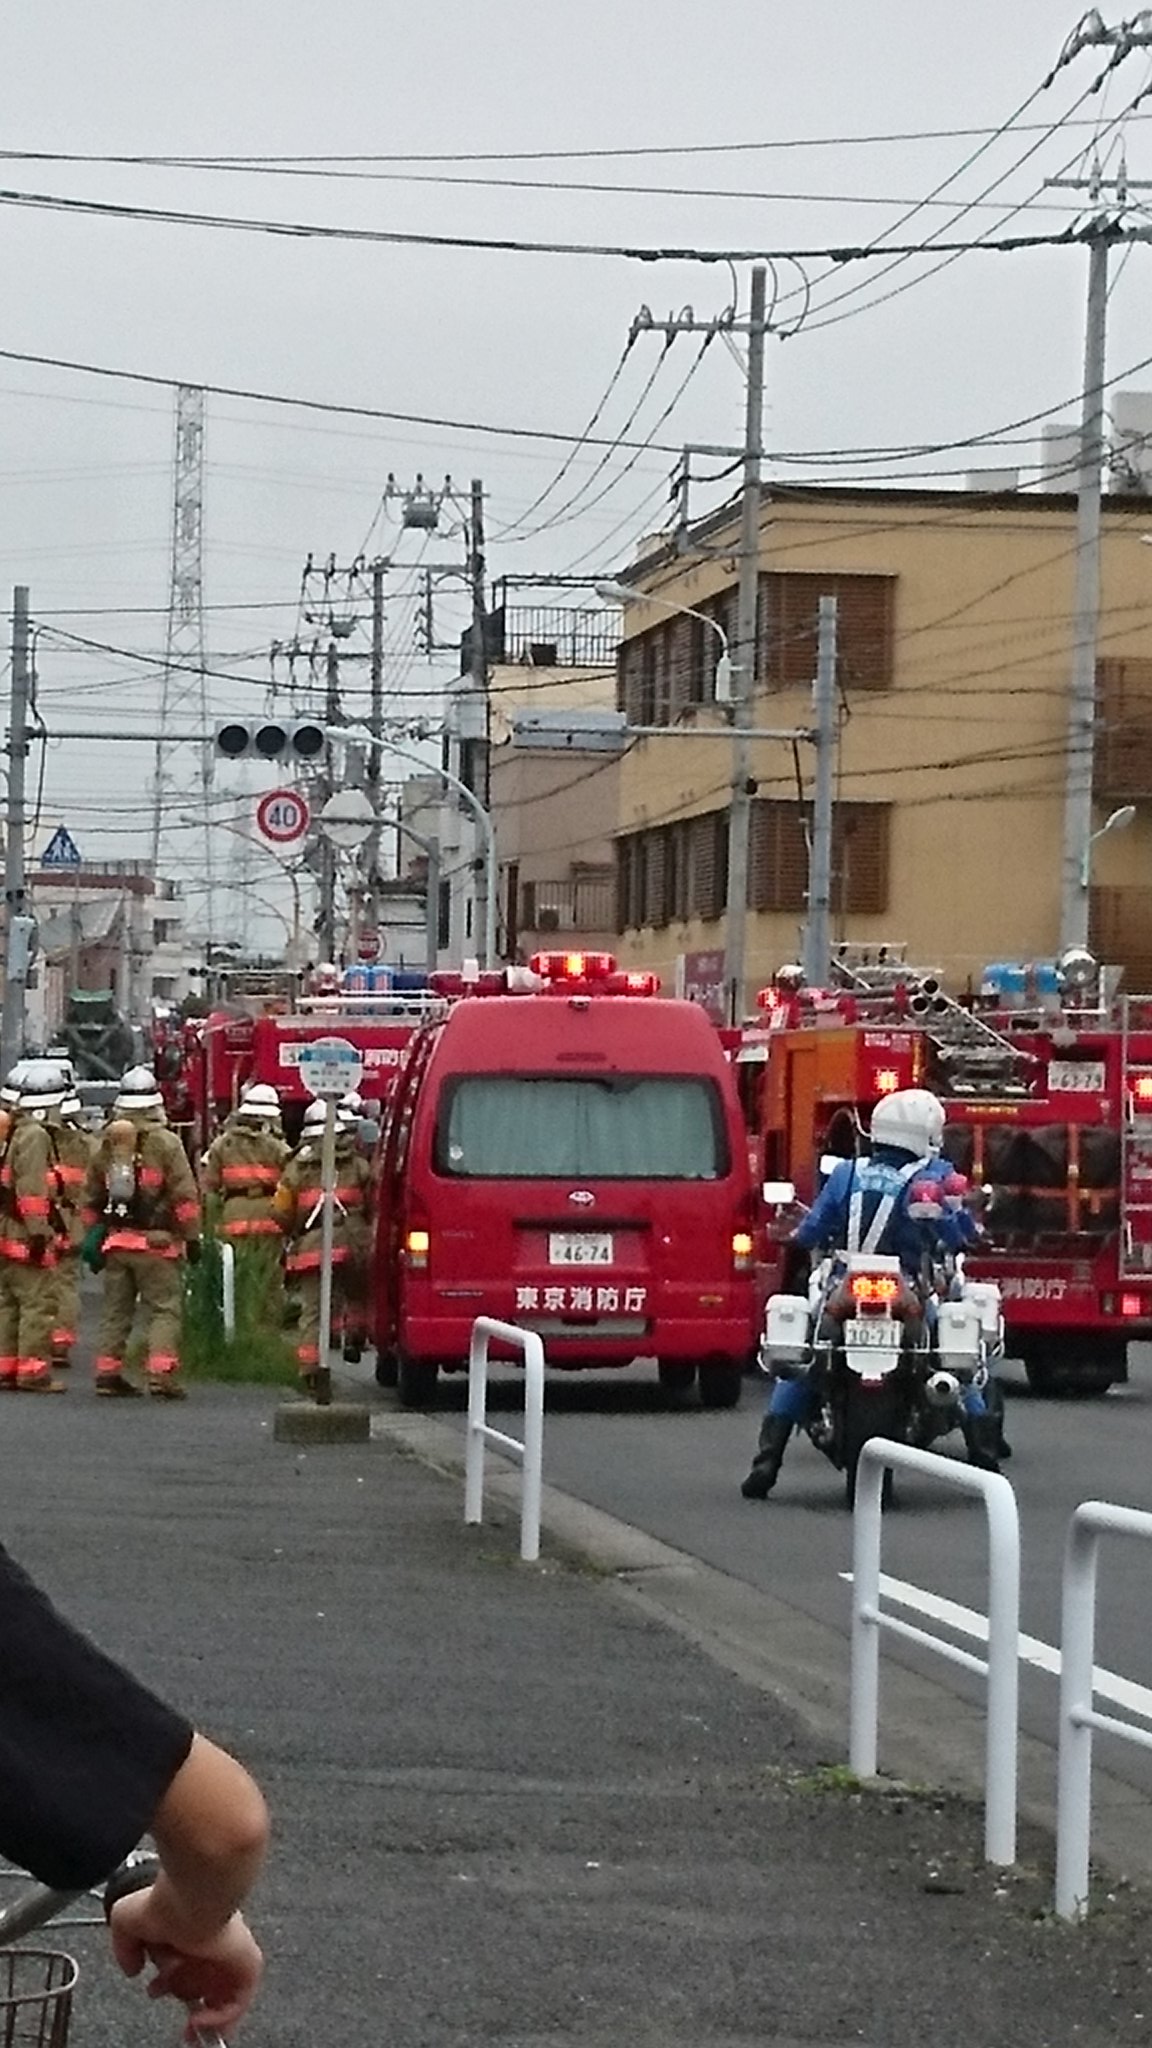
(763, 1292, 811, 1365)
(936, 1298, 983, 1365)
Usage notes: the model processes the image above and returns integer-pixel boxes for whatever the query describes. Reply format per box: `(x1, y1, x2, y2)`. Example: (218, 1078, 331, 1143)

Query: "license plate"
(844, 1319, 901, 1348)
(1048, 1059, 1106, 1095)
(548, 1232, 614, 1266)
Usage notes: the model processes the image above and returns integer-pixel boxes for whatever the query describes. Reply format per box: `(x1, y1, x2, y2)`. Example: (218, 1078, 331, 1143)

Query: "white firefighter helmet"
(869, 1086, 945, 1161)
(61, 1093, 83, 1122)
(237, 1083, 281, 1122)
(302, 1098, 329, 1136)
(336, 1092, 363, 1130)
(18, 1060, 70, 1112)
(0, 1060, 30, 1109)
(114, 1065, 165, 1114)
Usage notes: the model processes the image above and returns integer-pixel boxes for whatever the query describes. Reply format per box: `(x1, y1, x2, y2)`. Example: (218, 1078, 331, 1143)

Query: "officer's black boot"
(962, 1411, 1001, 1474)
(741, 1414, 793, 1499)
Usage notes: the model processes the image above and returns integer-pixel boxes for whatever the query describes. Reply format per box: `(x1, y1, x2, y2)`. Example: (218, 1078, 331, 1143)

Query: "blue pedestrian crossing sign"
(39, 826, 82, 869)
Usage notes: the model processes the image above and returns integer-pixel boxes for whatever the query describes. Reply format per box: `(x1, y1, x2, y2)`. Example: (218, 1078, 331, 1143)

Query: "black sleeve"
(0, 1542, 194, 1890)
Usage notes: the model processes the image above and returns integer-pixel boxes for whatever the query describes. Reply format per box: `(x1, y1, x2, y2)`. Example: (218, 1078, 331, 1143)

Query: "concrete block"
(273, 1401, 371, 1445)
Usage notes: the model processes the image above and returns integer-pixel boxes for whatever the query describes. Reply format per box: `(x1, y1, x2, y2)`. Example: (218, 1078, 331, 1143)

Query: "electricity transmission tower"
(152, 385, 214, 935)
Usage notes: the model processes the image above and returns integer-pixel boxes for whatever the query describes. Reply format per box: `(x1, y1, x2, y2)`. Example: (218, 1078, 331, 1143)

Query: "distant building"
(491, 707, 626, 960)
(28, 857, 198, 1043)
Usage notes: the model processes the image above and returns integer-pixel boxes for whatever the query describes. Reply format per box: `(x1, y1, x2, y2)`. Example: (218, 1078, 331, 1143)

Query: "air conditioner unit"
(537, 906, 561, 931)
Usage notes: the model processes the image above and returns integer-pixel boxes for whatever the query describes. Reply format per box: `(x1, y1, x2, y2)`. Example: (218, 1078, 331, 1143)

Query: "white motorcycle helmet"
(869, 1087, 945, 1161)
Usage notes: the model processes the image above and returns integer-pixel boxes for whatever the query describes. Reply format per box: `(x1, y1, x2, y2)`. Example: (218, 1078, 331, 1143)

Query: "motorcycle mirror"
(762, 1180, 796, 1207)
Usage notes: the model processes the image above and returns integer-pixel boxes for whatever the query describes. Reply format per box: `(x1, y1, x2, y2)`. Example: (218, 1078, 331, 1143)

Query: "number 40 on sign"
(256, 788, 310, 845)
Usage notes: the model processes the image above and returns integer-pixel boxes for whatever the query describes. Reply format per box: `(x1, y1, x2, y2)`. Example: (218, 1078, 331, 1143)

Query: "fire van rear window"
(435, 1075, 728, 1180)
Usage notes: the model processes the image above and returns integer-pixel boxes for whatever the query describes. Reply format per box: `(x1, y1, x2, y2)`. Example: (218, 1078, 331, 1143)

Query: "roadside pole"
(802, 596, 838, 988)
(297, 1035, 365, 1409)
(723, 263, 768, 1025)
(1, 588, 31, 1079)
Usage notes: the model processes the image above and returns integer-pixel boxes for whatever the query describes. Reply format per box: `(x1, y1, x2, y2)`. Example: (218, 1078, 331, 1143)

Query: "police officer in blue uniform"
(741, 1087, 999, 1498)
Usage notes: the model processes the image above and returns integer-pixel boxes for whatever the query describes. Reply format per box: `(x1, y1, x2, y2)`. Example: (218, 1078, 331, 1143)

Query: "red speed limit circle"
(256, 789, 310, 845)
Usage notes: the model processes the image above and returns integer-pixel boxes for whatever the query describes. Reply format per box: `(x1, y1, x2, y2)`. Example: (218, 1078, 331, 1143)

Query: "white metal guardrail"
(850, 1439, 1021, 1867)
(1056, 1500, 1152, 1920)
(464, 1317, 545, 1564)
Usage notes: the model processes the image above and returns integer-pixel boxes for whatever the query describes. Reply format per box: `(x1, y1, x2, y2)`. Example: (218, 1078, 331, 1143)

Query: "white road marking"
(840, 1570, 1152, 1724)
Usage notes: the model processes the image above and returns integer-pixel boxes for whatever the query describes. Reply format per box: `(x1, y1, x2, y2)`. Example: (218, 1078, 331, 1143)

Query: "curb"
(367, 1400, 1152, 1885)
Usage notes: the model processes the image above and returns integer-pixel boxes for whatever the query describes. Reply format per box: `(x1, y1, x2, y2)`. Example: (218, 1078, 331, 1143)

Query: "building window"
(749, 799, 891, 915)
(1095, 657, 1152, 800)
(759, 572, 895, 692)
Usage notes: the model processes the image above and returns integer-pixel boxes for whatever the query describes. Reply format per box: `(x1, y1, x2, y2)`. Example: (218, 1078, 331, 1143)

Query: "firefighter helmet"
(869, 1087, 945, 1161)
(61, 1094, 83, 1123)
(302, 1099, 329, 1135)
(0, 1061, 30, 1108)
(237, 1083, 281, 1122)
(18, 1060, 70, 1112)
(114, 1065, 165, 1114)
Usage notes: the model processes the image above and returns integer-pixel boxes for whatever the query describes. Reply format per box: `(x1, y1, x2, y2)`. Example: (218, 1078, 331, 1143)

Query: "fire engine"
(373, 950, 762, 1408)
(740, 943, 1152, 1397)
(159, 969, 439, 1151)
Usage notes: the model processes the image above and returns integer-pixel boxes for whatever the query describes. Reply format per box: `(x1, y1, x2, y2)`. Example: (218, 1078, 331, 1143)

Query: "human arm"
(165, 1133, 202, 1244)
(792, 1160, 853, 1251)
(108, 1735, 268, 2036)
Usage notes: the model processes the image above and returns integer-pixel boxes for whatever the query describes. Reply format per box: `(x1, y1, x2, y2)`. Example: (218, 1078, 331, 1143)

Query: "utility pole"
(2, 588, 31, 1077)
(627, 270, 769, 1020)
(468, 478, 489, 809)
(318, 637, 340, 961)
(724, 264, 768, 1022)
(1043, 14, 1152, 946)
(802, 597, 838, 988)
(364, 556, 386, 918)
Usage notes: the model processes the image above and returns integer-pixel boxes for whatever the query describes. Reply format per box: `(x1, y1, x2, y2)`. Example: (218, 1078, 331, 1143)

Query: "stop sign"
(256, 788, 310, 845)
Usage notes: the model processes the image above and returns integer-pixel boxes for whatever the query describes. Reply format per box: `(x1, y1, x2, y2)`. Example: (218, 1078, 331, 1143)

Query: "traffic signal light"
(214, 719, 326, 763)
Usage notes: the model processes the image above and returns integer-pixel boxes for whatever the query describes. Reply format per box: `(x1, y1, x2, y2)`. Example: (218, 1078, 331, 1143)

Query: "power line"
(5, 117, 1151, 168)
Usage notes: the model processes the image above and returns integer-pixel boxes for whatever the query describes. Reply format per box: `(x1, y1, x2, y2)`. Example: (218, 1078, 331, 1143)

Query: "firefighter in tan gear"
(82, 1066, 201, 1399)
(200, 1085, 288, 1242)
(273, 1099, 372, 1390)
(0, 1062, 71, 1393)
(48, 1089, 94, 1370)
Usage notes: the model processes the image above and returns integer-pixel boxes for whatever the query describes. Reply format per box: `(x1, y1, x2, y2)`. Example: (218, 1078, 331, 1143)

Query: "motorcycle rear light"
(1120, 1291, 1144, 1318)
(405, 1228, 430, 1269)
(732, 1230, 754, 1271)
(849, 1272, 900, 1305)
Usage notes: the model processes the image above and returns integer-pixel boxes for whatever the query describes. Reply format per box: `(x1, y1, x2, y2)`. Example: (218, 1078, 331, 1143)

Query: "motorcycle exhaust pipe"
(925, 1369, 961, 1407)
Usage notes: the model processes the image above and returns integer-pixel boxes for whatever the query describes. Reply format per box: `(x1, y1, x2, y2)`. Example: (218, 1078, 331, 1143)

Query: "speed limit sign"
(256, 788, 310, 845)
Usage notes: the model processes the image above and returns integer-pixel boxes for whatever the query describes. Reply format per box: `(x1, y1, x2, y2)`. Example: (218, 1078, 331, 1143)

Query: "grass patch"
(182, 1235, 297, 1385)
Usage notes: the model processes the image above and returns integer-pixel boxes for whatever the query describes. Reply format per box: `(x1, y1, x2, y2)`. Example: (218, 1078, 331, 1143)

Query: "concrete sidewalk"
(2, 1379, 1150, 2047)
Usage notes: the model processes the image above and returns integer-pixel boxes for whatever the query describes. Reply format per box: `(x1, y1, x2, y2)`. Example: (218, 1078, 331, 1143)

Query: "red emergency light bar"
(529, 951, 616, 982)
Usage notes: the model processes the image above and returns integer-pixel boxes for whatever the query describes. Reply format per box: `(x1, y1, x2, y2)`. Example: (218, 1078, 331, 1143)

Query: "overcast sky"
(3, 0, 1149, 947)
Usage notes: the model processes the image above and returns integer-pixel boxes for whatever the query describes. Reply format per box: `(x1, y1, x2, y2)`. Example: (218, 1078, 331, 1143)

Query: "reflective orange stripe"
(16, 1195, 50, 1217)
(287, 1246, 349, 1272)
(0, 1238, 54, 1265)
(54, 1165, 85, 1186)
(138, 1167, 164, 1189)
(146, 1353, 179, 1374)
(220, 1163, 279, 1186)
(103, 1230, 182, 1258)
(174, 1200, 200, 1222)
(221, 1217, 282, 1238)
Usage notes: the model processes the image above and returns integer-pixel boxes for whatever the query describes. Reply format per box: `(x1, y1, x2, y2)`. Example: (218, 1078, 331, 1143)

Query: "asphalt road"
(404, 1344, 1152, 1796)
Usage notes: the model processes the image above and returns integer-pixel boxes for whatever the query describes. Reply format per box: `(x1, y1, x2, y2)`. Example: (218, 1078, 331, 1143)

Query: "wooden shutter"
(1090, 885, 1152, 990)
(644, 831, 668, 928)
(760, 572, 895, 691)
(748, 799, 891, 914)
(1095, 658, 1152, 800)
(834, 804, 891, 915)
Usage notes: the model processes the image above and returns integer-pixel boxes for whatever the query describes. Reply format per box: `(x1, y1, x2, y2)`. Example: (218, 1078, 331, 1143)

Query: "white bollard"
(220, 1239, 236, 1342)
(464, 1317, 546, 1563)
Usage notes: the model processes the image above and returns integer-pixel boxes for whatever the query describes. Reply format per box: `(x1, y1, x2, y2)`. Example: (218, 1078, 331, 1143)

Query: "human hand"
(109, 1891, 263, 2037)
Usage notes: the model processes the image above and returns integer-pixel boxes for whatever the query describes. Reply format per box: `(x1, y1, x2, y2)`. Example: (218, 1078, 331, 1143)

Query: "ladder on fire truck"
(827, 943, 1035, 1099)
(1119, 993, 1152, 1277)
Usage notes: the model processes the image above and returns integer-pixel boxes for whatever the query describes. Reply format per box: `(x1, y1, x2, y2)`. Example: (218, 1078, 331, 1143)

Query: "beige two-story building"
(612, 483, 1152, 1009)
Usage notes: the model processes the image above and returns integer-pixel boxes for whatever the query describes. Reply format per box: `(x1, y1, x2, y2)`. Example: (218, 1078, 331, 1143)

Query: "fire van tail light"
(1121, 1291, 1144, 1318)
(405, 1228, 431, 1270)
(850, 1271, 900, 1307)
(732, 1231, 755, 1272)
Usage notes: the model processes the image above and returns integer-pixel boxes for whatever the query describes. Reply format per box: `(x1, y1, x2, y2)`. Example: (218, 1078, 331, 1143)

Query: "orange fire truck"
(739, 945, 1152, 1397)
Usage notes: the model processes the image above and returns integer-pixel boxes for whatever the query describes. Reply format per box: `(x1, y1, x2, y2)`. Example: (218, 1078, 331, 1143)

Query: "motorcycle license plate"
(549, 1233, 614, 1266)
(844, 1319, 900, 1349)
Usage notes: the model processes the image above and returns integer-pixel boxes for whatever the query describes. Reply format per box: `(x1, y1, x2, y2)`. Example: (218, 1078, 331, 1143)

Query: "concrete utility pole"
(1061, 203, 1115, 953)
(318, 638, 341, 960)
(467, 478, 489, 808)
(1, 588, 31, 1077)
(365, 556, 386, 913)
(802, 596, 839, 988)
(724, 264, 768, 1023)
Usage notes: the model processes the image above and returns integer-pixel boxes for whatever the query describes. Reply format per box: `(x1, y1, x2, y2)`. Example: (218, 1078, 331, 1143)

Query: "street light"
(595, 580, 734, 703)
(1080, 802, 1136, 887)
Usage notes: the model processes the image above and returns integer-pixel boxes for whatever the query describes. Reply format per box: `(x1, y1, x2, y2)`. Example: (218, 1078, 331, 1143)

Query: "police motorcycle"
(746, 1090, 1006, 1508)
